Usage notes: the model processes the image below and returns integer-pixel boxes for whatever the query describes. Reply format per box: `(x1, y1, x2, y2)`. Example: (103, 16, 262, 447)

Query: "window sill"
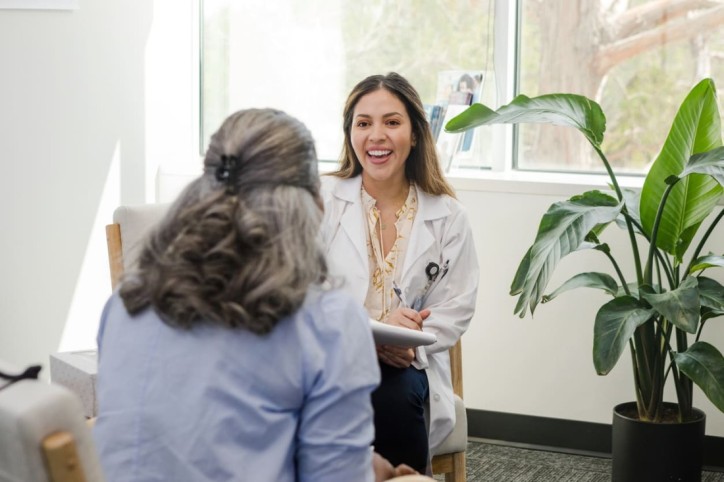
(446, 168, 644, 198)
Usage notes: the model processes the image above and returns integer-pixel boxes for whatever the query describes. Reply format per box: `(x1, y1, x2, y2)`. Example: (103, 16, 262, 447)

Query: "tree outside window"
(518, 0, 724, 173)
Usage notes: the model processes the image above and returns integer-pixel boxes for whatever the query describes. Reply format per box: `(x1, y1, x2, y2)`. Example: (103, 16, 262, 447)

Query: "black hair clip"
(215, 154, 240, 193)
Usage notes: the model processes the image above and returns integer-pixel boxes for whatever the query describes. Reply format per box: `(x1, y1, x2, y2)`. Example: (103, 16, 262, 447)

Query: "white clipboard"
(370, 319, 437, 347)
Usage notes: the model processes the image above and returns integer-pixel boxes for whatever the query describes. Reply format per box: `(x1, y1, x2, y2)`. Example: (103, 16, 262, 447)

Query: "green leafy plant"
(446, 78, 724, 422)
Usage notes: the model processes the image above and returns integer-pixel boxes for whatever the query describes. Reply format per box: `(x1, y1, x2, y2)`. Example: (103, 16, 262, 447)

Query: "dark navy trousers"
(371, 363, 429, 473)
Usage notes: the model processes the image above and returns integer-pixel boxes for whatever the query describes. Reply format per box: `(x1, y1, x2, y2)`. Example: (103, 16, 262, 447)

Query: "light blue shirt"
(94, 288, 380, 482)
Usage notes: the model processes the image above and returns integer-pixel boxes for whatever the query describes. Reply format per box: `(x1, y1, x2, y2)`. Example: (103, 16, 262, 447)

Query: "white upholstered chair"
(106, 203, 169, 289)
(0, 361, 105, 482)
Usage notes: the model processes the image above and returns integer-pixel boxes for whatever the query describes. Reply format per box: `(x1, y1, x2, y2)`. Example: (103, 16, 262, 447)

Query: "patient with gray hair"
(93, 108, 419, 481)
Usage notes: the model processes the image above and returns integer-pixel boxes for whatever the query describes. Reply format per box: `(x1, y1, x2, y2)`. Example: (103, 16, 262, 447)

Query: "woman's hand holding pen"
(377, 308, 431, 368)
(386, 307, 430, 331)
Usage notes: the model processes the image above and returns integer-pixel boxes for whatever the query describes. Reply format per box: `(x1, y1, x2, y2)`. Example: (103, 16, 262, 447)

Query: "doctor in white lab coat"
(320, 72, 479, 473)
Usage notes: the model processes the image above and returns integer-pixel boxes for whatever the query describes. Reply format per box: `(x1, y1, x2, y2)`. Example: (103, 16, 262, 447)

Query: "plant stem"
(645, 181, 679, 285)
(696, 319, 706, 343)
(602, 250, 629, 295)
(633, 323, 655, 418)
(684, 207, 724, 275)
(669, 357, 692, 421)
(594, 145, 623, 201)
(645, 317, 667, 421)
(675, 326, 693, 414)
(624, 212, 644, 286)
(626, 214, 676, 287)
(629, 339, 645, 416)
(594, 146, 644, 285)
(661, 252, 675, 289)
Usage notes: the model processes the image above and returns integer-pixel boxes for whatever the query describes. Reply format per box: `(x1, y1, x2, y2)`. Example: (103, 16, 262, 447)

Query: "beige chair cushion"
(0, 378, 105, 481)
(431, 394, 467, 456)
(113, 203, 170, 270)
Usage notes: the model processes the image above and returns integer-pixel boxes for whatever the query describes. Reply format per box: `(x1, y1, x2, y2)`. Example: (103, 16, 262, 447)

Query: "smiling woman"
(320, 72, 480, 473)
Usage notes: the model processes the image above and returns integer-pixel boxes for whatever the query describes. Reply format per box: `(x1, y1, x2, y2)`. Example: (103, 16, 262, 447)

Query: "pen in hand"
(392, 282, 426, 330)
(392, 281, 410, 308)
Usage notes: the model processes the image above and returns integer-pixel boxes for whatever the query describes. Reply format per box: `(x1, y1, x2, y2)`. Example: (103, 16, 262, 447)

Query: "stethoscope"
(424, 262, 441, 291)
(412, 260, 449, 310)
(426, 260, 449, 285)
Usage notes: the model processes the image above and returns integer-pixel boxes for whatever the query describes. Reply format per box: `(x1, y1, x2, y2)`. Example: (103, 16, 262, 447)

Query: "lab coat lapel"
(401, 188, 450, 281)
(334, 177, 368, 266)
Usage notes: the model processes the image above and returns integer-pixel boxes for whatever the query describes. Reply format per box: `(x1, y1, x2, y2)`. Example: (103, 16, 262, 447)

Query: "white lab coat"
(320, 175, 479, 451)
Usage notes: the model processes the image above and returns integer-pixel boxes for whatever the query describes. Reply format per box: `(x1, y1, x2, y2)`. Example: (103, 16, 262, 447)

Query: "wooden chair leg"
(444, 451, 466, 482)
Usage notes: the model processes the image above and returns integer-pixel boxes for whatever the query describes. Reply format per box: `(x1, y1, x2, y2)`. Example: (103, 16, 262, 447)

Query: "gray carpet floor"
(439, 439, 724, 481)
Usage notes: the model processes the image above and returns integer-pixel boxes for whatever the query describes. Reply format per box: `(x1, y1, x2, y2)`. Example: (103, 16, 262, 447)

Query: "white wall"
(0, 1, 146, 372)
(0, 0, 197, 372)
(1, 0, 722, 442)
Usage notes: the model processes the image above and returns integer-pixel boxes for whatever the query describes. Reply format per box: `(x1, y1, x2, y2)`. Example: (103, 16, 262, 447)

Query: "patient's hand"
(373, 452, 418, 481)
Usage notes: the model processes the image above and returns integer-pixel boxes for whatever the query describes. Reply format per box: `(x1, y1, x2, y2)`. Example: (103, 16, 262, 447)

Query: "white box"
(49, 350, 98, 418)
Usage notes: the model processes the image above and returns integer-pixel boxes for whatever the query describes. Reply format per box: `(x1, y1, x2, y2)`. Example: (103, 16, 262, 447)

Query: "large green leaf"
(689, 255, 724, 274)
(702, 307, 724, 321)
(641, 277, 701, 334)
(594, 296, 655, 375)
(616, 282, 642, 298)
(640, 78, 723, 261)
(542, 272, 618, 304)
(698, 276, 724, 312)
(445, 93, 606, 148)
(511, 191, 622, 317)
(510, 246, 532, 297)
(674, 341, 724, 412)
(681, 146, 724, 186)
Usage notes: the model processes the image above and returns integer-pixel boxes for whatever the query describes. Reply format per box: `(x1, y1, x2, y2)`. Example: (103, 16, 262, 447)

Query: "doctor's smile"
(368, 149, 393, 162)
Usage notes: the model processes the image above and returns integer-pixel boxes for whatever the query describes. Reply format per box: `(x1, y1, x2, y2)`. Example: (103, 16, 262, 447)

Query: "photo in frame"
(434, 70, 485, 170)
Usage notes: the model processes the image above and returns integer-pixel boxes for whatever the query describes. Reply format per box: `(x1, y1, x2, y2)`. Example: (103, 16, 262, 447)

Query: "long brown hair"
(329, 72, 455, 197)
(120, 109, 327, 334)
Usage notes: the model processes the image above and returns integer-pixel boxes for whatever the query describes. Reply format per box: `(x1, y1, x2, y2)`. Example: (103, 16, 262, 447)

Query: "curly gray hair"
(120, 108, 326, 334)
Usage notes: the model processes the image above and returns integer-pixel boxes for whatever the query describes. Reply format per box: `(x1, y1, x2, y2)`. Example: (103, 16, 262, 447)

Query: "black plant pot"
(612, 401, 706, 482)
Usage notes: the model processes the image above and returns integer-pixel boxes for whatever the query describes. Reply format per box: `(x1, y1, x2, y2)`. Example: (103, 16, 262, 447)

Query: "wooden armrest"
(42, 431, 88, 482)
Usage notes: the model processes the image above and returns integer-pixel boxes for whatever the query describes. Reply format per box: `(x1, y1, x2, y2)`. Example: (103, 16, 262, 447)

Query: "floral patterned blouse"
(361, 183, 418, 321)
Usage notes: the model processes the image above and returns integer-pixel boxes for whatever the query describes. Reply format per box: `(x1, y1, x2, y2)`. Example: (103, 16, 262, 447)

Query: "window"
(201, 0, 495, 168)
(201, 1, 724, 175)
(518, 0, 724, 174)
